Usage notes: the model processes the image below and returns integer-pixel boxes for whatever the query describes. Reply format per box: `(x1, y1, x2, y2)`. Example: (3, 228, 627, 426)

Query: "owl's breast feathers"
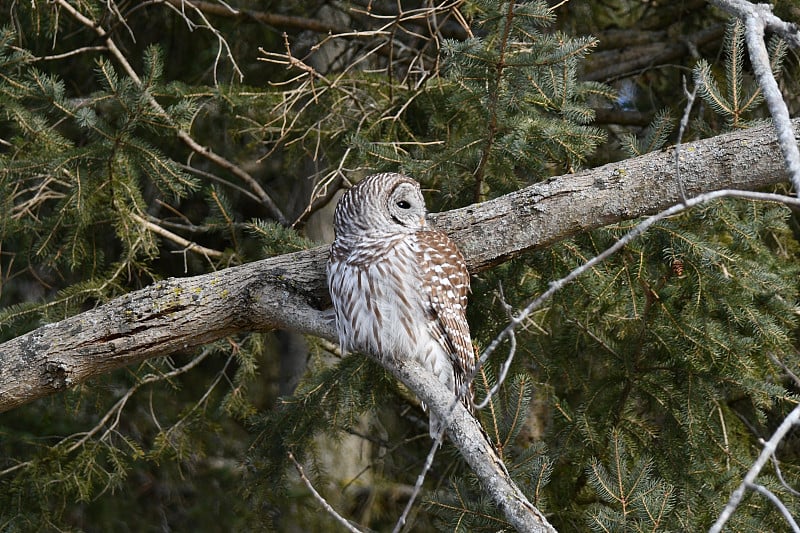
(328, 232, 420, 358)
(327, 229, 476, 410)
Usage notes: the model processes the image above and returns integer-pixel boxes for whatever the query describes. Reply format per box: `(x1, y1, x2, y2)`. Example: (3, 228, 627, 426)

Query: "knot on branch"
(43, 360, 73, 390)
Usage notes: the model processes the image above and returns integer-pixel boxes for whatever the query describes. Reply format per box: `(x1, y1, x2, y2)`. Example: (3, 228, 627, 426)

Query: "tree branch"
(710, 403, 800, 533)
(2, 117, 798, 414)
(390, 358, 556, 532)
(709, 0, 800, 192)
(2, 115, 798, 533)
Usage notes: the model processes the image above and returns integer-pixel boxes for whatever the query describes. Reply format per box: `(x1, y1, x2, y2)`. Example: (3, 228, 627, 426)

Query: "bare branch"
(389, 358, 555, 532)
(131, 213, 225, 260)
(391, 430, 443, 533)
(288, 452, 365, 533)
(745, 482, 800, 533)
(769, 452, 800, 498)
(709, 0, 800, 192)
(475, 283, 517, 410)
(710, 0, 800, 46)
(710, 403, 800, 533)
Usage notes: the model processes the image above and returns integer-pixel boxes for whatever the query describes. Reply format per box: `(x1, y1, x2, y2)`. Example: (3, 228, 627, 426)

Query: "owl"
(327, 172, 476, 438)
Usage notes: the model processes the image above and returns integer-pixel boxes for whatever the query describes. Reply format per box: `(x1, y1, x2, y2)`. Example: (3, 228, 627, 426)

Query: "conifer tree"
(2, 1, 800, 531)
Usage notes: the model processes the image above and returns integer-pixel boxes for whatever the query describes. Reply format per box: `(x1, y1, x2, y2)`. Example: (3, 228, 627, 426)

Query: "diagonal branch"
(2, 117, 798, 414)
(2, 110, 799, 533)
(709, 0, 800, 192)
(710, 403, 800, 533)
(390, 358, 555, 532)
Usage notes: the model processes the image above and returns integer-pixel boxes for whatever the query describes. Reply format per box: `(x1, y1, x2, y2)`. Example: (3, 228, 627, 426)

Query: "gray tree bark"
(0, 118, 795, 532)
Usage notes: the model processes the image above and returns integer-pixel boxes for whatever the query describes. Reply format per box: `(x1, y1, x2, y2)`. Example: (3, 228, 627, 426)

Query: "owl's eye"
(397, 200, 411, 209)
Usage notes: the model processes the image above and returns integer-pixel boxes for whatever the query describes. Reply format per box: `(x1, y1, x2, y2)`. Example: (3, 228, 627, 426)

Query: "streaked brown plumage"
(327, 173, 475, 437)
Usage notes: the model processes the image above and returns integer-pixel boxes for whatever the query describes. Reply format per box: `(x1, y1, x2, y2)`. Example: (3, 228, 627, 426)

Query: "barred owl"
(327, 172, 476, 438)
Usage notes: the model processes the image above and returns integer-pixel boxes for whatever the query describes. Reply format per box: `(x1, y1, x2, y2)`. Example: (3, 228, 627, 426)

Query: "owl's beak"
(420, 216, 427, 227)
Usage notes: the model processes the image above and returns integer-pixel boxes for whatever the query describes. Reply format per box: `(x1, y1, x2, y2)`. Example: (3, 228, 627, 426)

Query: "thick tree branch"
(1, 117, 797, 415)
(2, 113, 796, 533)
(433, 117, 800, 270)
(390, 358, 556, 532)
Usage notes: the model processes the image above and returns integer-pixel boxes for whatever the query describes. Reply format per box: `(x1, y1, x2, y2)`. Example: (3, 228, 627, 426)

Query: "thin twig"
(745, 482, 800, 532)
(175, 163, 262, 204)
(475, 282, 517, 409)
(673, 76, 698, 203)
(25, 45, 109, 61)
(769, 453, 800, 497)
(768, 352, 800, 388)
(130, 213, 225, 260)
(710, 403, 800, 533)
(391, 433, 442, 533)
(288, 452, 365, 533)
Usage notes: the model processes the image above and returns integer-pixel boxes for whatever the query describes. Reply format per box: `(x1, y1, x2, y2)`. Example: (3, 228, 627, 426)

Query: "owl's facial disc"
(387, 182, 426, 229)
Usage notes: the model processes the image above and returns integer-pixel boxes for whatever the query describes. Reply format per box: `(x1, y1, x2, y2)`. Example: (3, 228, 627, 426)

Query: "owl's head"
(333, 173, 427, 236)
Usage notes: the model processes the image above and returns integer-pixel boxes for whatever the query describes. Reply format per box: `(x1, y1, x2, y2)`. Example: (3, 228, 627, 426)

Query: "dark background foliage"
(2, 1, 800, 530)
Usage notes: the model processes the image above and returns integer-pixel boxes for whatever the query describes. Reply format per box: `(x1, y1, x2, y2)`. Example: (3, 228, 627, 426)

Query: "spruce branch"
(709, 0, 800, 193)
(0, 349, 212, 479)
(52, 0, 288, 225)
(472, 1, 515, 203)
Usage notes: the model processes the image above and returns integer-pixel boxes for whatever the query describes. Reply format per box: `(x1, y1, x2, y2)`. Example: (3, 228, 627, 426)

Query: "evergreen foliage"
(620, 109, 673, 157)
(409, 0, 612, 201)
(1, 1, 799, 531)
(694, 20, 788, 129)
(585, 429, 677, 532)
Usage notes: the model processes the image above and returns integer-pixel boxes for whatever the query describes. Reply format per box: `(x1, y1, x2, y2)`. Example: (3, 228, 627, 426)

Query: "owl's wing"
(417, 229, 476, 410)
